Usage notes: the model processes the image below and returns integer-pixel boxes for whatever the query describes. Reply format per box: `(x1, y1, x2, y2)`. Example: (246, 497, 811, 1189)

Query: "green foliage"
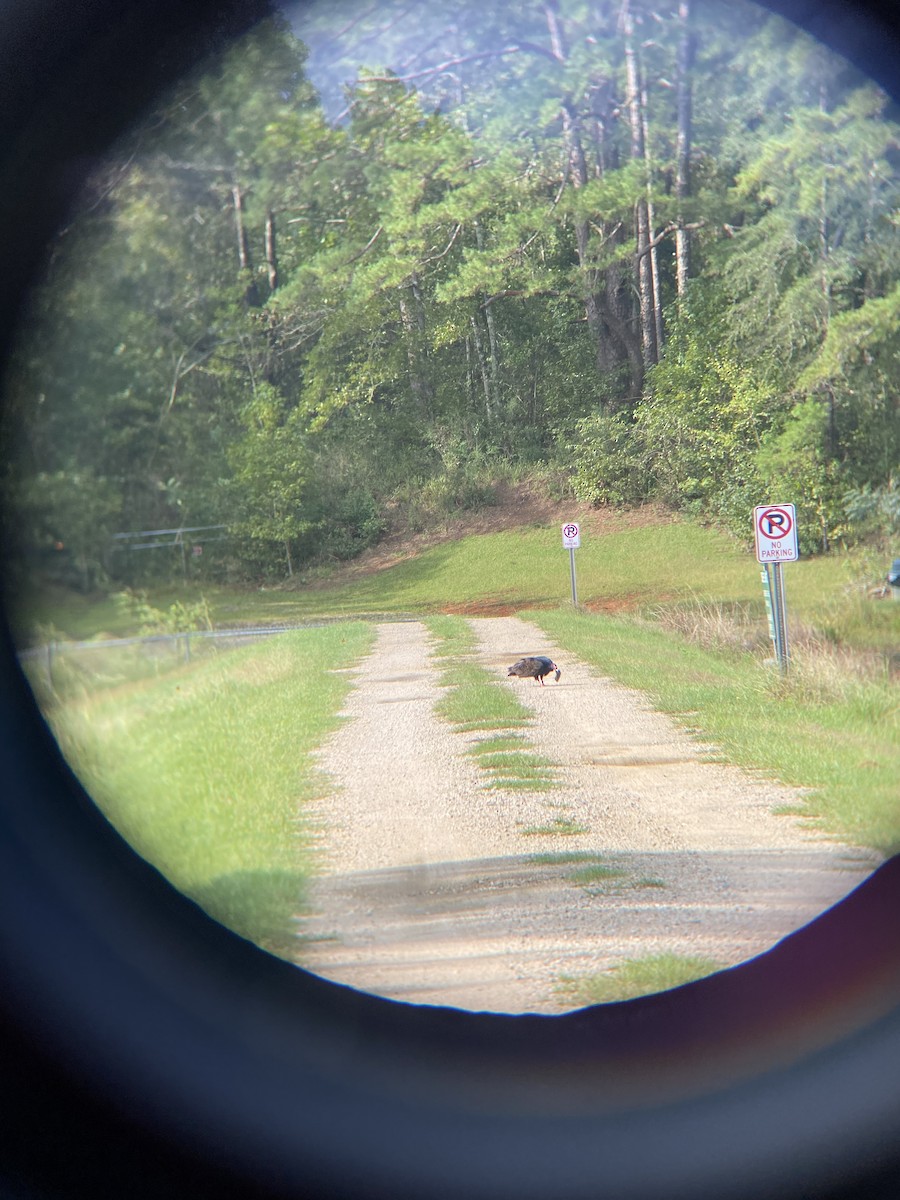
(756, 399, 851, 552)
(7, 469, 121, 591)
(392, 467, 497, 533)
(569, 413, 646, 506)
(113, 587, 213, 635)
(310, 487, 387, 561)
(844, 480, 900, 540)
(5, 1, 900, 594)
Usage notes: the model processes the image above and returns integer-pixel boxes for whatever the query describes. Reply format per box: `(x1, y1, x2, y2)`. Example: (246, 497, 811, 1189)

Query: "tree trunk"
(399, 274, 434, 416)
(820, 174, 831, 312)
(589, 78, 618, 176)
(648, 201, 664, 354)
(598, 292, 644, 400)
(635, 204, 657, 366)
(232, 183, 260, 305)
(641, 78, 665, 355)
(623, 0, 658, 367)
(232, 184, 251, 271)
(542, 0, 567, 61)
(469, 313, 496, 427)
(566, 97, 643, 397)
(562, 102, 613, 378)
(265, 210, 278, 293)
(674, 0, 693, 297)
(475, 221, 501, 404)
(588, 71, 631, 373)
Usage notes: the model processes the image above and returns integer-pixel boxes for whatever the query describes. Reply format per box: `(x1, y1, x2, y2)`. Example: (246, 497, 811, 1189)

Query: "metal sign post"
(760, 568, 776, 646)
(771, 560, 789, 671)
(761, 563, 788, 670)
(754, 504, 797, 674)
(561, 522, 580, 607)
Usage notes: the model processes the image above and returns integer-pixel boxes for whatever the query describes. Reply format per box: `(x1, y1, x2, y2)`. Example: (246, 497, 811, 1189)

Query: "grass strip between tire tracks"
(424, 615, 561, 790)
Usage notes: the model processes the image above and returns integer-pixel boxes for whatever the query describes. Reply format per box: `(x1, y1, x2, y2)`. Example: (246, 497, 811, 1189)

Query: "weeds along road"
(299, 617, 879, 1014)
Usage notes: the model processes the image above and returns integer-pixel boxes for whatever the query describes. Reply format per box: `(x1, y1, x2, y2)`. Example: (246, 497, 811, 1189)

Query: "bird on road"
(507, 656, 561, 685)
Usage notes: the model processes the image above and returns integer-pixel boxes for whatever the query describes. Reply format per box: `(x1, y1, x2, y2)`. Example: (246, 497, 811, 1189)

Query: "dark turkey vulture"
(507, 656, 561, 685)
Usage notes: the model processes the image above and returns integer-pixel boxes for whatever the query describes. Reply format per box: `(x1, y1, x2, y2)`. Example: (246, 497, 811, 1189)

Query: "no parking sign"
(754, 502, 797, 674)
(561, 522, 580, 605)
(754, 504, 798, 563)
(561, 522, 581, 549)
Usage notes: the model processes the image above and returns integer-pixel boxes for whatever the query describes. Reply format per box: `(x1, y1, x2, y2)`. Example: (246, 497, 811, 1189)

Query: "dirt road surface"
(300, 617, 879, 1013)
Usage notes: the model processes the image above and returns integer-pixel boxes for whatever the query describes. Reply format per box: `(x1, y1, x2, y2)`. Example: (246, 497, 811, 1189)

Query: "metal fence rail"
(19, 623, 336, 695)
(18, 616, 416, 696)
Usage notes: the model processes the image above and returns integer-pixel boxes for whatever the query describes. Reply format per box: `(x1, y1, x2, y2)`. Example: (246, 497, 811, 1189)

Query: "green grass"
(529, 851, 665, 893)
(521, 815, 589, 837)
(529, 607, 900, 855)
(558, 953, 723, 1006)
(21, 629, 236, 703)
(433, 660, 534, 733)
(424, 613, 480, 657)
(16, 517, 896, 660)
(425, 615, 562, 791)
(529, 850, 605, 866)
(16, 512, 899, 860)
(44, 623, 375, 955)
(473, 751, 557, 791)
(468, 733, 529, 754)
(568, 863, 627, 886)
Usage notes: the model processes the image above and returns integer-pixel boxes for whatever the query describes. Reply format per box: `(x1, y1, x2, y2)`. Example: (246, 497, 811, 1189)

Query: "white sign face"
(754, 504, 799, 563)
(562, 522, 581, 549)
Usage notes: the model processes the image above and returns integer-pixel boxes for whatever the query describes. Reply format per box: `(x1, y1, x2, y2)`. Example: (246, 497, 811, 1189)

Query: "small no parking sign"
(561, 522, 581, 549)
(753, 502, 797, 674)
(754, 504, 798, 563)
(562, 522, 580, 605)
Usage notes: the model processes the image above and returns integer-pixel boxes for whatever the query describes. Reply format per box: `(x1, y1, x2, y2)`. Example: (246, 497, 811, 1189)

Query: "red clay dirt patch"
(438, 600, 547, 617)
(584, 592, 680, 614)
(584, 594, 644, 614)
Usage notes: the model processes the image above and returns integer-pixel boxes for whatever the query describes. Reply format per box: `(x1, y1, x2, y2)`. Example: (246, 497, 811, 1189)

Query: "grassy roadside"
(530, 608, 899, 856)
(15, 518, 897, 655)
(44, 623, 374, 955)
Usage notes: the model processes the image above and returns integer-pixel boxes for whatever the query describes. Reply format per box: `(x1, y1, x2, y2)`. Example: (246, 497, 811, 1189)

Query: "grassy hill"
(14, 506, 898, 656)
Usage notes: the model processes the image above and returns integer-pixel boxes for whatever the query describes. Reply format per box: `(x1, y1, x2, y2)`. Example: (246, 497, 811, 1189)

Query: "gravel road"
(300, 617, 879, 1013)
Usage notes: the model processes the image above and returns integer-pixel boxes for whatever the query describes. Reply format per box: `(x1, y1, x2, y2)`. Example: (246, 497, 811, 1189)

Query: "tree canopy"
(4, 0, 898, 585)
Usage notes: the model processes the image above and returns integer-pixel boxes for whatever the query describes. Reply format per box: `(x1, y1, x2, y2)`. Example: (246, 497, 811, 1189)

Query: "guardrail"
(18, 615, 416, 695)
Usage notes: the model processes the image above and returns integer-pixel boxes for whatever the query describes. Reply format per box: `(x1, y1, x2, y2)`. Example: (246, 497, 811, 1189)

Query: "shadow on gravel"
(298, 847, 879, 1011)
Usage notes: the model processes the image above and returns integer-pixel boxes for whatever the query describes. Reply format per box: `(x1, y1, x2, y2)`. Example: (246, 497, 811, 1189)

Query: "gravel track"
(300, 617, 879, 1013)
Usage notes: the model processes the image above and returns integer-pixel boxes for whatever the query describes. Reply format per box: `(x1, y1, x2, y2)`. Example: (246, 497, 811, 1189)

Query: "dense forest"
(4, 0, 899, 588)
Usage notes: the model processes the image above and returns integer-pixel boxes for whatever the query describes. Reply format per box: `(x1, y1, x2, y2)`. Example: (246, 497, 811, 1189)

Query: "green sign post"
(561, 522, 580, 607)
(754, 504, 798, 674)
